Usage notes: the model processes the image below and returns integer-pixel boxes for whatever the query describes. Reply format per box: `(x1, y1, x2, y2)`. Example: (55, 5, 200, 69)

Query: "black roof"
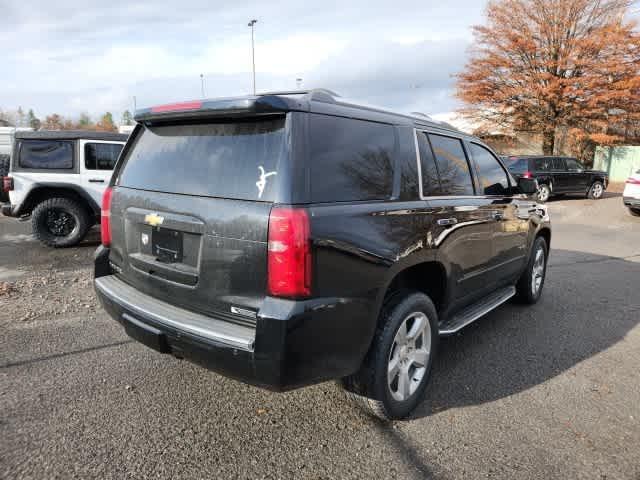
(135, 89, 467, 137)
(14, 130, 129, 142)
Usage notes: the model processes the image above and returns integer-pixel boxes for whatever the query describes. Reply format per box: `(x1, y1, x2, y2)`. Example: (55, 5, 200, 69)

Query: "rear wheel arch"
(537, 227, 551, 251)
(537, 176, 552, 188)
(376, 261, 447, 323)
(19, 185, 98, 219)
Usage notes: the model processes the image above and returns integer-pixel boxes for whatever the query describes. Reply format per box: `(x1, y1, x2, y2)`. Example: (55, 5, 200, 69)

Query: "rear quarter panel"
(308, 200, 437, 373)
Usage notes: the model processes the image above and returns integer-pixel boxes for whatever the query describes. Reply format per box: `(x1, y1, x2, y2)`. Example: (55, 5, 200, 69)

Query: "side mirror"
(518, 177, 538, 195)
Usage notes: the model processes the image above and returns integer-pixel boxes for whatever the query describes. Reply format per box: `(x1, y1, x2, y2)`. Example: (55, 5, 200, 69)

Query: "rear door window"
(552, 158, 566, 170)
(85, 143, 123, 170)
(309, 114, 395, 202)
(117, 117, 287, 201)
(427, 134, 474, 196)
(19, 140, 73, 169)
(469, 143, 510, 195)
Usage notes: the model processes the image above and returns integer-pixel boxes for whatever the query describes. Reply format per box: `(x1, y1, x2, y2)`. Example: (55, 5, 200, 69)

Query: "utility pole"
(133, 96, 137, 112)
(248, 19, 258, 95)
(200, 74, 205, 98)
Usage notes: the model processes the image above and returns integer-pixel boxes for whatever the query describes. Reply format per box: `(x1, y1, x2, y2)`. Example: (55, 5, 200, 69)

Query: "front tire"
(515, 236, 548, 304)
(32, 197, 91, 248)
(537, 184, 551, 203)
(588, 181, 604, 199)
(628, 207, 640, 217)
(341, 291, 439, 420)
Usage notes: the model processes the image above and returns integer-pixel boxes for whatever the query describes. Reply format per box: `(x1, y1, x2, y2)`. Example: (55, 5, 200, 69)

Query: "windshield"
(117, 116, 287, 201)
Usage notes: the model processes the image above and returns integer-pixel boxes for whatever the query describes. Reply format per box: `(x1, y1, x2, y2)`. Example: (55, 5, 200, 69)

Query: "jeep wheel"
(587, 181, 604, 200)
(514, 236, 548, 304)
(32, 198, 91, 248)
(536, 184, 551, 203)
(341, 291, 439, 420)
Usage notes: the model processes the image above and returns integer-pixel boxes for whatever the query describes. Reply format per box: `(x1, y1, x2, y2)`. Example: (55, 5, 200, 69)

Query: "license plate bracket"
(152, 227, 183, 263)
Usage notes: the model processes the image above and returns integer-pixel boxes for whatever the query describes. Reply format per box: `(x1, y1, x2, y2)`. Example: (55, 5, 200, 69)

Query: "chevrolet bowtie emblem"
(144, 213, 164, 227)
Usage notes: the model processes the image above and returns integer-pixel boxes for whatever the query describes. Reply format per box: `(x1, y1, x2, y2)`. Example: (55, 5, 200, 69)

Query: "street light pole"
(200, 74, 205, 98)
(248, 19, 258, 95)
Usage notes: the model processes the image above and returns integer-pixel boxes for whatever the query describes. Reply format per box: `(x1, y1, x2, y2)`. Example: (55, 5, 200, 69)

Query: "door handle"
(88, 179, 105, 183)
(437, 217, 458, 227)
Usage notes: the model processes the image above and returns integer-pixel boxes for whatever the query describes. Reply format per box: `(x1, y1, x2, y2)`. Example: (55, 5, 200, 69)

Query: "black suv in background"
(503, 155, 608, 202)
(94, 90, 550, 420)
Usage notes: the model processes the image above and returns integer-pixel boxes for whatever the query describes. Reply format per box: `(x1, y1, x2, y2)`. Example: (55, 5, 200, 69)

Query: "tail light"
(267, 207, 311, 298)
(101, 187, 113, 247)
(626, 177, 640, 185)
(2, 176, 13, 192)
(522, 171, 533, 179)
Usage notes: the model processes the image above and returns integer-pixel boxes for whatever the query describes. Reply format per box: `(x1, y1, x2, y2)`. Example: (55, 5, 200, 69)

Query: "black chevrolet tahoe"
(504, 155, 608, 203)
(94, 90, 550, 420)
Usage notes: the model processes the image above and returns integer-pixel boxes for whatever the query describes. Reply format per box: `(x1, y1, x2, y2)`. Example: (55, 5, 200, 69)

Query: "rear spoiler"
(134, 95, 308, 123)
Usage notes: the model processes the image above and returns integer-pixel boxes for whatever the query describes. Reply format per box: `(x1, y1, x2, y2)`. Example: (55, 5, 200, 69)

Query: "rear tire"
(536, 184, 551, 203)
(341, 290, 439, 420)
(31, 197, 91, 248)
(587, 181, 604, 199)
(514, 236, 548, 304)
(629, 207, 640, 217)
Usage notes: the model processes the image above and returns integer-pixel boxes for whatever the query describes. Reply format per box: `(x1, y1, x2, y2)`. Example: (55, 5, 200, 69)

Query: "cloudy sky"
(0, 0, 488, 123)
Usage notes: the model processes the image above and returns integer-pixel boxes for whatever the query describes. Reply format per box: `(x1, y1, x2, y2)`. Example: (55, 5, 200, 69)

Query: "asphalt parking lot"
(1, 195, 639, 480)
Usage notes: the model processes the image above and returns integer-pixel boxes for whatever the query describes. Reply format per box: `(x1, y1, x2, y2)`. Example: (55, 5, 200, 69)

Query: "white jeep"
(1, 130, 128, 247)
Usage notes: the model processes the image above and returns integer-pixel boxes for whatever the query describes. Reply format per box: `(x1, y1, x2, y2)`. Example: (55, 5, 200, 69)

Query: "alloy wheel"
(592, 183, 603, 198)
(537, 185, 549, 202)
(531, 247, 545, 296)
(45, 209, 77, 237)
(387, 311, 432, 402)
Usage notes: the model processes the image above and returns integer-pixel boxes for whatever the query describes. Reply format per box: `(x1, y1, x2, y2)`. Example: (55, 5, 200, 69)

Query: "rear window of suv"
(19, 140, 73, 169)
(117, 117, 286, 201)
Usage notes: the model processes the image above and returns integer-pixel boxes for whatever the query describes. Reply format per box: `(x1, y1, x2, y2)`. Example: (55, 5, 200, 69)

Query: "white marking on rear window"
(256, 166, 277, 199)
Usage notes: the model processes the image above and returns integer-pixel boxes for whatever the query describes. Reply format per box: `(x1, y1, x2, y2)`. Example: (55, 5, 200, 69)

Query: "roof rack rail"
(410, 112, 433, 120)
(257, 88, 340, 103)
(257, 89, 311, 96)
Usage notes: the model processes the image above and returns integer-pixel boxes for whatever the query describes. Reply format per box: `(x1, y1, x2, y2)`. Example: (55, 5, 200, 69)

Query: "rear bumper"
(623, 196, 640, 208)
(1, 202, 14, 217)
(95, 274, 265, 386)
(94, 246, 372, 391)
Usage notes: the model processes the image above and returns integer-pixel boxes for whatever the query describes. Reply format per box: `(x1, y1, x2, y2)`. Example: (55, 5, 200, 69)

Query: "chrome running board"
(438, 286, 516, 336)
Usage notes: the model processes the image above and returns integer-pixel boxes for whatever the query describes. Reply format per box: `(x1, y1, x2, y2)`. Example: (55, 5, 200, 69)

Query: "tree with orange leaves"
(456, 0, 640, 156)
